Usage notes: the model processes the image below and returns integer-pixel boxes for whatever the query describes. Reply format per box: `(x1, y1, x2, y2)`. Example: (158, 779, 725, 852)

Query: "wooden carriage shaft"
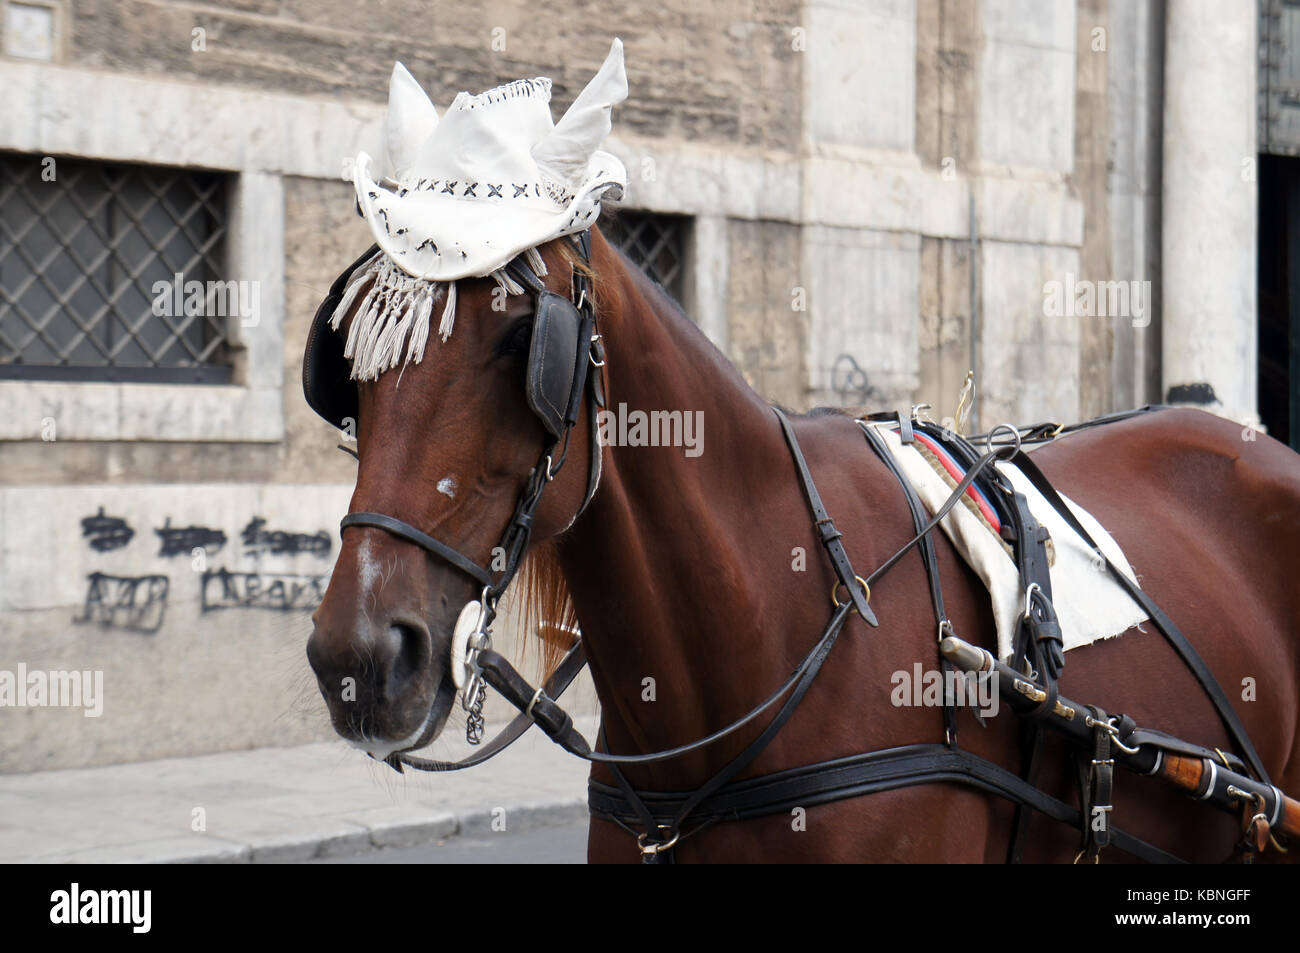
(939, 636, 1300, 840)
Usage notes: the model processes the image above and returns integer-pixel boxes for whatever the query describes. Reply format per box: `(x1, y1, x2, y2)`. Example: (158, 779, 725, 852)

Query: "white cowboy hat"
(350, 38, 628, 285)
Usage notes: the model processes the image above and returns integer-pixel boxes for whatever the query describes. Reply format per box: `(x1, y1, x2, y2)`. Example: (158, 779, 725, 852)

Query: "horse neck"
(554, 252, 804, 773)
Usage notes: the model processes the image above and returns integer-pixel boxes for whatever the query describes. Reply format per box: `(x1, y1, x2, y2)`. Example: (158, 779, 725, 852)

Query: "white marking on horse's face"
(354, 534, 383, 629)
(437, 476, 457, 499)
(356, 534, 381, 589)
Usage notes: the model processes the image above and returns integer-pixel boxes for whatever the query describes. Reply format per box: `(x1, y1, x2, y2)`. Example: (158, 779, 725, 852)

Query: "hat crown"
(352, 39, 628, 283)
(407, 78, 556, 191)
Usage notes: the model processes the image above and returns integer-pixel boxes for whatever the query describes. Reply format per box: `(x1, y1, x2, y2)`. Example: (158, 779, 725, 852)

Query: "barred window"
(601, 211, 689, 303)
(0, 153, 233, 383)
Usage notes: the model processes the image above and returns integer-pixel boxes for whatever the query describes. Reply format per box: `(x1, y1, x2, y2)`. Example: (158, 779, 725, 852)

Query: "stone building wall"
(0, 0, 1255, 770)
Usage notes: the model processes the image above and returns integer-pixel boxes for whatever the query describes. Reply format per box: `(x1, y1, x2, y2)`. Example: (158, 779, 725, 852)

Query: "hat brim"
(353, 152, 625, 283)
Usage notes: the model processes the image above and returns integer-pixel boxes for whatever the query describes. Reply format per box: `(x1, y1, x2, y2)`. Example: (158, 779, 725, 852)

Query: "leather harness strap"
(1007, 449, 1271, 785)
(581, 413, 1269, 862)
(1079, 705, 1115, 862)
(859, 420, 958, 745)
(474, 411, 1187, 861)
(775, 409, 878, 626)
(946, 426, 1062, 864)
(383, 641, 587, 773)
(586, 743, 1185, 864)
(341, 511, 494, 587)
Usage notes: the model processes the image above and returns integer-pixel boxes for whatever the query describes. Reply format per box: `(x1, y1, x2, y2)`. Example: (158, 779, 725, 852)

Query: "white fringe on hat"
(329, 250, 548, 382)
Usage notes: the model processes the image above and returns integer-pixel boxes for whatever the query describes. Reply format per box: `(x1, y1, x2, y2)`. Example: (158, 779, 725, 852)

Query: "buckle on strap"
(1085, 714, 1141, 755)
(1079, 706, 1116, 862)
(831, 575, 871, 612)
(814, 516, 843, 544)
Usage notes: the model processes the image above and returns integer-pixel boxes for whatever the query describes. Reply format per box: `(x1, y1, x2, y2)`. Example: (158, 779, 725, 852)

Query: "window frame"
(0, 61, 384, 443)
(0, 152, 235, 383)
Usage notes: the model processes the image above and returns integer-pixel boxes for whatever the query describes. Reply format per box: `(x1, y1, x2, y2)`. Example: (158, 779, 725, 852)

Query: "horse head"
(305, 236, 606, 758)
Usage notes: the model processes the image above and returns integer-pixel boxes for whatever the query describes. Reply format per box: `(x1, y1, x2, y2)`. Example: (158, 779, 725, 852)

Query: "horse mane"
(516, 541, 579, 679)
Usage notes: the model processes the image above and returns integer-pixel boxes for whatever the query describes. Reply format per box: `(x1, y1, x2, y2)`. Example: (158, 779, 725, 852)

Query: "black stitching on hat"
(442, 181, 457, 195)
(487, 183, 503, 198)
(463, 182, 477, 197)
(513, 183, 528, 197)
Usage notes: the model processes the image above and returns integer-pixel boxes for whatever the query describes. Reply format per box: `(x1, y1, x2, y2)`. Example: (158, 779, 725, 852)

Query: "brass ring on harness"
(831, 575, 871, 610)
(637, 828, 681, 855)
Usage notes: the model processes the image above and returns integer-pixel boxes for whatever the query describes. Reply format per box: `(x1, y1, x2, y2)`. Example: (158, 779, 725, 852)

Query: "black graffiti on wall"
(76, 572, 169, 634)
(831, 353, 880, 406)
(80, 508, 135, 552)
(200, 568, 328, 613)
(154, 519, 227, 558)
(241, 517, 331, 558)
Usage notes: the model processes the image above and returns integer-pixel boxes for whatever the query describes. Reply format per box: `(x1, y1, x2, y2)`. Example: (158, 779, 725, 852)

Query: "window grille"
(0, 152, 232, 382)
(601, 211, 689, 303)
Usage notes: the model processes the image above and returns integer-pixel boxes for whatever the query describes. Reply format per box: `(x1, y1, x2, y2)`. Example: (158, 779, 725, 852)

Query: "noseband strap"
(340, 512, 494, 588)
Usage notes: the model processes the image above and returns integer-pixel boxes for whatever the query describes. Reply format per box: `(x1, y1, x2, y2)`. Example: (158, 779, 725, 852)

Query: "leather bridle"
(337, 231, 604, 738)
(343, 231, 602, 595)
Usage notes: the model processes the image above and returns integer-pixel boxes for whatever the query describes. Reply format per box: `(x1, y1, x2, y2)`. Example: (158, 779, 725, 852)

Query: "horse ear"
(532, 38, 627, 186)
(386, 62, 438, 180)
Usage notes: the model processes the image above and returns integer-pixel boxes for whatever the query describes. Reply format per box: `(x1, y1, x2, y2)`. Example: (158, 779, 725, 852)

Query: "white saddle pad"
(869, 424, 1148, 661)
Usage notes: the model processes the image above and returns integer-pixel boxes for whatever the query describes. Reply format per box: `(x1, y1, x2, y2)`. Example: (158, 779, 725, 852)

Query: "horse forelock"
(330, 246, 554, 382)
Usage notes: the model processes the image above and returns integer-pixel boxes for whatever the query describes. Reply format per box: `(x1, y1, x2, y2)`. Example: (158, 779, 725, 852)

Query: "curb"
(193, 798, 588, 864)
(1, 716, 599, 864)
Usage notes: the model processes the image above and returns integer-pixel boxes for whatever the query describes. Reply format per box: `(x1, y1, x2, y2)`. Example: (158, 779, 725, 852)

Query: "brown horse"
(306, 227, 1300, 862)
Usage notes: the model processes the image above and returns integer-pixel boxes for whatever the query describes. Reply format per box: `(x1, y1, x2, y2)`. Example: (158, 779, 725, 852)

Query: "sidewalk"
(0, 716, 597, 863)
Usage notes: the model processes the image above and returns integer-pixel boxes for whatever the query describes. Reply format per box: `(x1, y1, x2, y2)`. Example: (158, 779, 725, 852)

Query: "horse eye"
(498, 317, 532, 357)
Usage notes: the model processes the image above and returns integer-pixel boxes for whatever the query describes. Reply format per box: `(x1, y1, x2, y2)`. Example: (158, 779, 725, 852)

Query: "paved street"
(0, 717, 597, 863)
(312, 819, 589, 863)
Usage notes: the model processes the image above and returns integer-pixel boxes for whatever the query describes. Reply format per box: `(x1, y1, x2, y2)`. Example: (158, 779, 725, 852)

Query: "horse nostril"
(305, 631, 329, 680)
(380, 621, 429, 700)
